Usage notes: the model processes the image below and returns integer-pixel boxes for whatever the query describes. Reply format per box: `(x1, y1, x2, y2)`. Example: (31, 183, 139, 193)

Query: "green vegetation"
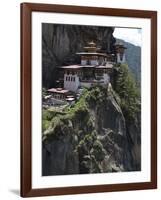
(65, 89, 89, 119)
(42, 86, 108, 173)
(114, 63, 141, 122)
(42, 65, 140, 138)
(42, 67, 141, 173)
(76, 132, 106, 173)
(42, 86, 107, 136)
(42, 110, 55, 132)
(85, 86, 107, 107)
(42, 88, 89, 139)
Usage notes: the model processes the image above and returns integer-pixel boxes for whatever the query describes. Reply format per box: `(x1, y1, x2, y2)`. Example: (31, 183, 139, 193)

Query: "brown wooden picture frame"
(21, 3, 157, 197)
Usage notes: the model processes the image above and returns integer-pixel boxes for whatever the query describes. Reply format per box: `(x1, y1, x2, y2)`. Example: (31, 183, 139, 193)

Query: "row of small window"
(53, 94, 64, 99)
(66, 76, 76, 82)
(66, 71, 76, 75)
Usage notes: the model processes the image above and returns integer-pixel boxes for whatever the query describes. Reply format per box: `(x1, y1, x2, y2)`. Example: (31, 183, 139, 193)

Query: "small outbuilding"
(47, 88, 69, 100)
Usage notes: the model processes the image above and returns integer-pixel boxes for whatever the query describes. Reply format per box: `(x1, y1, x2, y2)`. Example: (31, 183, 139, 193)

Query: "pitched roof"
(47, 88, 69, 94)
(95, 63, 113, 69)
(60, 65, 82, 69)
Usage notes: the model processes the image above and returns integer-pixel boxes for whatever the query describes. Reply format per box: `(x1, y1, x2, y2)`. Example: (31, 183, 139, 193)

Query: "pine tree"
(114, 64, 140, 122)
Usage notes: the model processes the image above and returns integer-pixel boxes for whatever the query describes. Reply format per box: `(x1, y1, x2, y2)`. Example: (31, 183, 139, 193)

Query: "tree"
(114, 64, 140, 122)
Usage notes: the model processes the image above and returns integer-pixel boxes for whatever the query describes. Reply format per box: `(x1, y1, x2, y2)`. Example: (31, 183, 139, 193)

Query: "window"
(73, 77, 75, 82)
(87, 60, 90, 65)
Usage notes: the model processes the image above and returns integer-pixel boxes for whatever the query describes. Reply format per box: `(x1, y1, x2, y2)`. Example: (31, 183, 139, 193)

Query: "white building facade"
(115, 43, 127, 64)
(64, 73, 80, 92)
(60, 41, 126, 92)
(116, 53, 126, 63)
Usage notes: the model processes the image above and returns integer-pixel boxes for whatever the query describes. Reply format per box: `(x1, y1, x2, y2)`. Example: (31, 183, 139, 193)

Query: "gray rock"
(42, 24, 115, 88)
(42, 86, 140, 175)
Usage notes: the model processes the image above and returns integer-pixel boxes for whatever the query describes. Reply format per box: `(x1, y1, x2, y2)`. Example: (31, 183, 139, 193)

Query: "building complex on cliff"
(45, 41, 127, 104)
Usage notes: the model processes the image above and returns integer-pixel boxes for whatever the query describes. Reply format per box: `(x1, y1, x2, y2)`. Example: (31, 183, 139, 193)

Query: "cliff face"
(42, 24, 141, 176)
(42, 24, 115, 88)
(42, 86, 141, 176)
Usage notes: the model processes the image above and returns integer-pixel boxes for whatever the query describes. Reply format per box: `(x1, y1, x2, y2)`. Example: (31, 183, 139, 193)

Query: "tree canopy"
(114, 63, 141, 122)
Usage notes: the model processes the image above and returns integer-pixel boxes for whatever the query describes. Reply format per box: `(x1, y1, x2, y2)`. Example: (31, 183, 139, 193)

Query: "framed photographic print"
(21, 3, 157, 197)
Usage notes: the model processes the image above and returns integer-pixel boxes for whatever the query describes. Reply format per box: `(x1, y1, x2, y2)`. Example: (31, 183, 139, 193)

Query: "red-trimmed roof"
(76, 52, 107, 57)
(47, 88, 69, 94)
(81, 65, 95, 68)
(59, 63, 113, 70)
(95, 63, 113, 69)
(66, 97, 75, 101)
(60, 65, 82, 69)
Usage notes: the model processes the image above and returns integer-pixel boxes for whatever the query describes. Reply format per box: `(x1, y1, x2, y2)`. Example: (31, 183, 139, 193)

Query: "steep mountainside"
(42, 25, 141, 176)
(42, 85, 141, 175)
(42, 24, 115, 88)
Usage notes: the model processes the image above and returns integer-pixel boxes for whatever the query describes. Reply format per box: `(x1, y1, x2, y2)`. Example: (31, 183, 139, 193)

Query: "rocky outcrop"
(125, 113, 141, 171)
(42, 86, 141, 175)
(42, 24, 115, 88)
(42, 131, 79, 175)
(42, 24, 141, 175)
